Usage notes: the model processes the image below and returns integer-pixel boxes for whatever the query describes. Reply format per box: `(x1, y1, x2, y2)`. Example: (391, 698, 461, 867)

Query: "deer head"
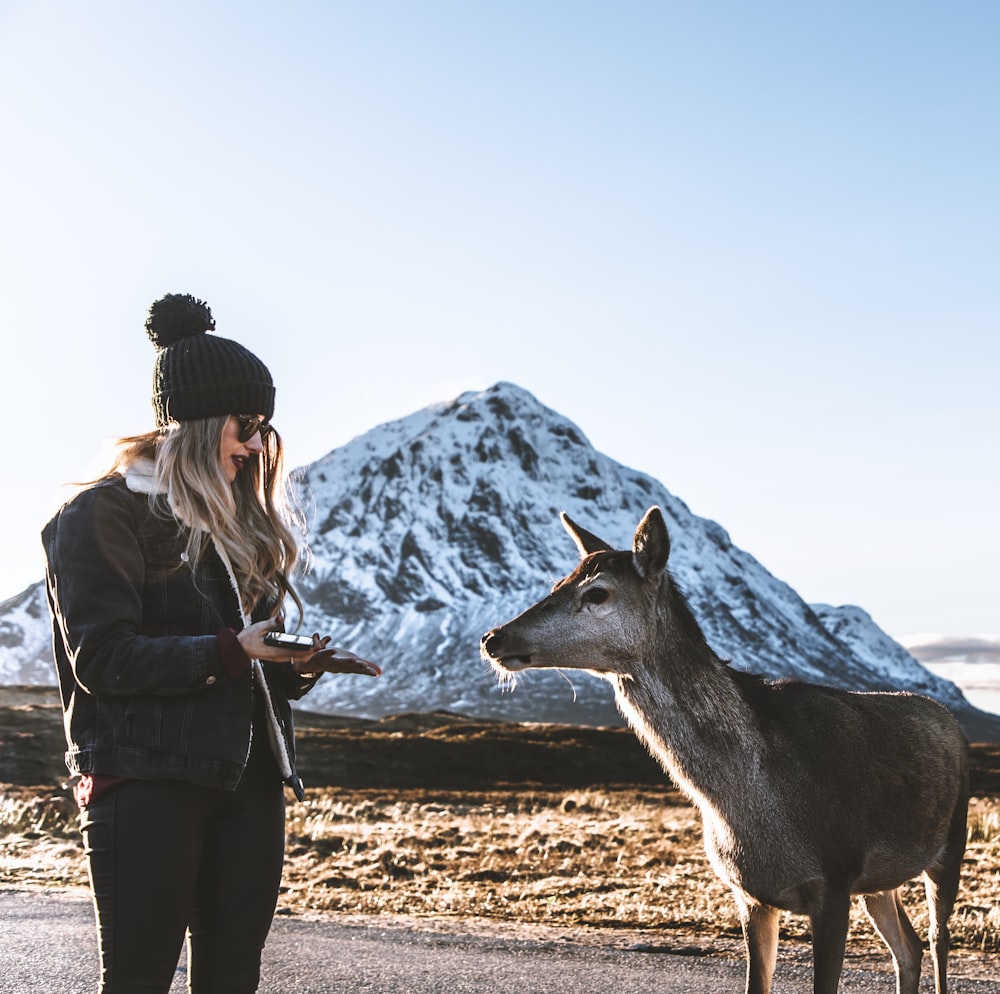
(480, 506, 670, 678)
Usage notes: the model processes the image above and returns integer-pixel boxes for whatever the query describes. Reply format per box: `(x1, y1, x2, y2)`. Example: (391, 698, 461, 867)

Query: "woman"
(41, 293, 380, 994)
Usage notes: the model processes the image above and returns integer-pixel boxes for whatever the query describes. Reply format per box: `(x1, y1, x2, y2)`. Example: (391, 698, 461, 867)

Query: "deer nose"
(481, 629, 504, 654)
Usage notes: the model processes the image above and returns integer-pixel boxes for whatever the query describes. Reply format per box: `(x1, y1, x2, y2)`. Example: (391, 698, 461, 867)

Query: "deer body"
(481, 507, 968, 994)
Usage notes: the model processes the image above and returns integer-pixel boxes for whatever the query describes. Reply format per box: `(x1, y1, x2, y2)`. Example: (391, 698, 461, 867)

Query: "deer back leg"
(862, 889, 922, 994)
(808, 888, 851, 994)
(736, 896, 780, 994)
(923, 789, 968, 994)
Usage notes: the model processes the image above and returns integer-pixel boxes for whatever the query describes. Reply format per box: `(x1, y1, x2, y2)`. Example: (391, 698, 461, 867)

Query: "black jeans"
(80, 777, 286, 994)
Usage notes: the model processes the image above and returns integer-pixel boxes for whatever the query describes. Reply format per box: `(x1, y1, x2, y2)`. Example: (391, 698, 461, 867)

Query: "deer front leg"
(736, 895, 780, 994)
(808, 888, 851, 994)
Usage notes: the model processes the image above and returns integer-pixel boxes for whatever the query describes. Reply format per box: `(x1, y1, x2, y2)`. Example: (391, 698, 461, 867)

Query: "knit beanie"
(145, 293, 275, 427)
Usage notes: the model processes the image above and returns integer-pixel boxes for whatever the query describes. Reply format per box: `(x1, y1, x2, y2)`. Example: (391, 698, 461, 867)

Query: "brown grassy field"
(2, 686, 999, 976)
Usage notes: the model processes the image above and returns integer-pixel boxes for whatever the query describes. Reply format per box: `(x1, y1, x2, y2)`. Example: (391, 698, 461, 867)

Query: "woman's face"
(220, 415, 266, 483)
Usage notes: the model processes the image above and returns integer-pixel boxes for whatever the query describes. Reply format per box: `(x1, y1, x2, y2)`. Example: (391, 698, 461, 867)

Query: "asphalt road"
(2, 888, 998, 993)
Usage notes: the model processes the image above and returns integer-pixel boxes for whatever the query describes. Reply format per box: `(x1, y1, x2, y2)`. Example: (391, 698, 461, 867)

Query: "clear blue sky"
(1, 1, 996, 641)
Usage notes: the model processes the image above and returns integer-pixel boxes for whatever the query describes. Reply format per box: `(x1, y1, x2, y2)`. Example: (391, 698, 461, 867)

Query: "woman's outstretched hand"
(238, 619, 382, 677)
(293, 644, 382, 678)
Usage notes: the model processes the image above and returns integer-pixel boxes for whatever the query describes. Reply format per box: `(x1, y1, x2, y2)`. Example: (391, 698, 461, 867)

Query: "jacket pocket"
(122, 698, 164, 752)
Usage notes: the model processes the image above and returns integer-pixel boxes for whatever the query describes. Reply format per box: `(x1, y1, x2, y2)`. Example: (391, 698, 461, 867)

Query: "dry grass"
(3, 785, 999, 957)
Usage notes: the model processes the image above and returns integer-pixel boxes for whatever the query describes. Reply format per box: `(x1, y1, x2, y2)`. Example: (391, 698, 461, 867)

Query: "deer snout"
(480, 628, 531, 670)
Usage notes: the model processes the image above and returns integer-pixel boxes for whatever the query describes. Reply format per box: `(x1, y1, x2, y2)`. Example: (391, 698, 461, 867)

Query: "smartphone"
(263, 631, 315, 651)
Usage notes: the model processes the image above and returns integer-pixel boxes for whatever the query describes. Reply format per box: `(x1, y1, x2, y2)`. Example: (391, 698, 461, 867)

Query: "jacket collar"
(123, 458, 164, 495)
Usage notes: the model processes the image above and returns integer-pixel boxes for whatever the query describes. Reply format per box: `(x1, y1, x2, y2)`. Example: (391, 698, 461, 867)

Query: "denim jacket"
(41, 466, 318, 800)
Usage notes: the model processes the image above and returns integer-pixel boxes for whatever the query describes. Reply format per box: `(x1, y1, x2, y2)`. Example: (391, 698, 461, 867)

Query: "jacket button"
(206, 675, 217, 686)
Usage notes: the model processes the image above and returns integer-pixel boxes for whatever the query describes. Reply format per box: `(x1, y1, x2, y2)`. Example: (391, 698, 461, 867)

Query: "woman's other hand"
(237, 618, 317, 662)
(292, 645, 382, 678)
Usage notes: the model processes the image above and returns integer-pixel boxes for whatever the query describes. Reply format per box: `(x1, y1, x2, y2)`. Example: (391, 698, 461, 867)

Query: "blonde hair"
(106, 418, 306, 624)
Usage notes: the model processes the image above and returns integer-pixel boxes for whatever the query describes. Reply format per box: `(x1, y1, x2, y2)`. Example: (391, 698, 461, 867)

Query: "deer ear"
(633, 506, 669, 580)
(561, 512, 612, 558)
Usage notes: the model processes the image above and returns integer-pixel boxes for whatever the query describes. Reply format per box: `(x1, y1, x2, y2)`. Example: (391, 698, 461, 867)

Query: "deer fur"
(480, 506, 968, 994)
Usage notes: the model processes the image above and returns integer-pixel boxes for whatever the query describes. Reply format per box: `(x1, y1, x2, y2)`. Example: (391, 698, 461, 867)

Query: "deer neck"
(612, 642, 765, 814)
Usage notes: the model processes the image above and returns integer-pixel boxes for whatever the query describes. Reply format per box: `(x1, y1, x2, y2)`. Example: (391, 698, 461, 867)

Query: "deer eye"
(581, 586, 609, 606)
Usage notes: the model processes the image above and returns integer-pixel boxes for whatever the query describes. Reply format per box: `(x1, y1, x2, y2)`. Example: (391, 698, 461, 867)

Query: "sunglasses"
(235, 415, 274, 443)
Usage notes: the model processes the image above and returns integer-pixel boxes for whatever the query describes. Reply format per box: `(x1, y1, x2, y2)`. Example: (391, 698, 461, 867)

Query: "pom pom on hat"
(145, 293, 216, 349)
(147, 292, 275, 427)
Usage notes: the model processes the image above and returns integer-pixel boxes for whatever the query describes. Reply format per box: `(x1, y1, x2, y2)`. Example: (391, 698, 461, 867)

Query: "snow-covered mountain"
(0, 583, 52, 684)
(0, 382, 979, 728)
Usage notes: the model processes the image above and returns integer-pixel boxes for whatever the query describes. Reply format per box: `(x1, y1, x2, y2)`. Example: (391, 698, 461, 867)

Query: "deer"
(480, 506, 969, 994)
